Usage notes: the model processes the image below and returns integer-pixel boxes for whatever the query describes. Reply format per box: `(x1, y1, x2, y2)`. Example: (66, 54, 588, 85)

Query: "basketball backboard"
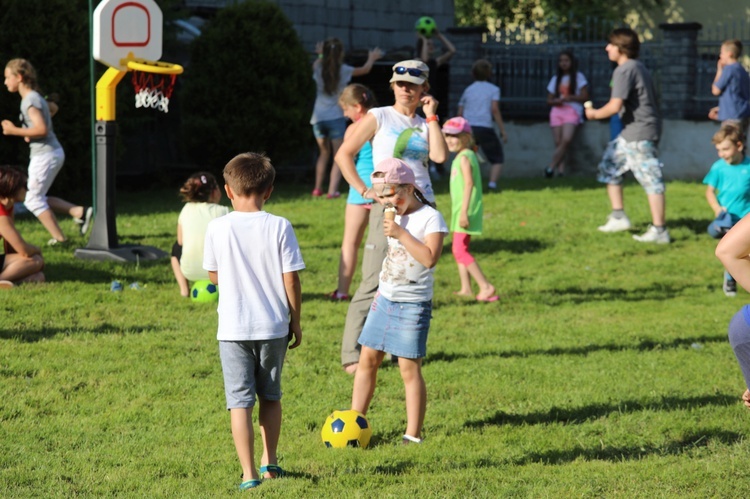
(93, 0, 163, 70)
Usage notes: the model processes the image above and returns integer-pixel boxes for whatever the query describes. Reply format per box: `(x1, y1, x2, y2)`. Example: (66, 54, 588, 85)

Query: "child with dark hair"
(586, 28, 669, 244)
(458, 59, 507, 191)
(170, 172, 228, 297)
(544, 50, 589, 177)
(0, 165, 45, 288)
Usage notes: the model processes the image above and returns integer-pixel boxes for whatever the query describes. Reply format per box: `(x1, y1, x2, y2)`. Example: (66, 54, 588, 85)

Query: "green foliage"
(0, 0, 92, 196)
(180, 1, 314, 169)
(2, 177, 750, 495)
(456, 0, 664, 29)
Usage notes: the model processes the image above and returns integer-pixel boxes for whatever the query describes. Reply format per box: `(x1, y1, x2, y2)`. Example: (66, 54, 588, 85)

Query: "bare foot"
(743, 389, 750, 409)
(476, 285, 498, 301)
(453, 290, 473, 297)
(343, 363, 358, 375)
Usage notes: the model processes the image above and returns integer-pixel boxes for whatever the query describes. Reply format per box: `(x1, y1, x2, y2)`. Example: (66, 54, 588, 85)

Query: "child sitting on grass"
(350, 158, 447, 444)
(0, 165, 45, 288)
(203, 152, 304, 491)
(170, 172, 228, 297)
(442, 117, 498, 302)
(703, 124, 750, 297)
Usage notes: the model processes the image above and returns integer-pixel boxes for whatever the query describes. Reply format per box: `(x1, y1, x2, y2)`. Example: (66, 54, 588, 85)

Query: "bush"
(180, 1, 314, 169)
(0, 0, 92, 197)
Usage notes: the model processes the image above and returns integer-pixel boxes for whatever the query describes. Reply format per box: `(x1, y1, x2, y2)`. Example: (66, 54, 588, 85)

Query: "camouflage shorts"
(597, 137, 665, 194)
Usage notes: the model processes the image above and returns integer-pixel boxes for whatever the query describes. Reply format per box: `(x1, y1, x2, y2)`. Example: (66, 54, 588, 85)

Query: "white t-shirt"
(310, 63, 355, 124)
(458, 81, 501, 129)
(203, 211, 305, 341)
(179, 202, 230, 282)
(378, 205, 448, 302)
(546, 72, 588, 120)
(369, 106, 435, 203)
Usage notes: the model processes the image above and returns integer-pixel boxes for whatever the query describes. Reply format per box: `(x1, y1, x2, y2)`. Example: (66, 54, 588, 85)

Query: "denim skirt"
(358, 293, 432, 359)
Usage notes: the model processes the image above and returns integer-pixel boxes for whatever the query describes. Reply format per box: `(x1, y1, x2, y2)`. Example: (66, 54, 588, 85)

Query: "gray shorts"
(219, 337, 288, 409)
(596, 136, 665, 195)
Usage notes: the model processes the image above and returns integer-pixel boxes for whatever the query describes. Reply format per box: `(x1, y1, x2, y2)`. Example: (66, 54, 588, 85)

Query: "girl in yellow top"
(443, 117, 498, 302)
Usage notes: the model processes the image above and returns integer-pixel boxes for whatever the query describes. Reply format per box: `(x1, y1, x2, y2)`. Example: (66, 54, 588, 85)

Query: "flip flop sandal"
(260, 464, 285, 479)
(239, 479, 261, 490)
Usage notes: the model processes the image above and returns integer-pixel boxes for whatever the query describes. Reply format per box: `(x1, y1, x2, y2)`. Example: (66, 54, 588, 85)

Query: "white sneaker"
(597, 215, 631, 232)
(632, 225, 671, 244)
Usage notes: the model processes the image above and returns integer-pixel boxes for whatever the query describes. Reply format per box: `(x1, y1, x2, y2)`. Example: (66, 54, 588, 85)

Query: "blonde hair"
(5, 58, 40, 91)
(339, 83, 377, 110)
(722, 39, 743, 59)
(712, 123, 743, 146)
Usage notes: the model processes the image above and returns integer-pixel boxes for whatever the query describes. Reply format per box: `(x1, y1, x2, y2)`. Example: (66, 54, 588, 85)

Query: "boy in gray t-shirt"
(585, 28, 669, 244)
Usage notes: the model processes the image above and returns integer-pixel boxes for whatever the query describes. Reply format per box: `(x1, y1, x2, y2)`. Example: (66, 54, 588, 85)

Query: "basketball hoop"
(127, 58, 183, 113)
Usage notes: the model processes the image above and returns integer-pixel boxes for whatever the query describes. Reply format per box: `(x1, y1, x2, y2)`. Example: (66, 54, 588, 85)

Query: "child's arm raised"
(716, 215, 750, 292)
(352, 47, 383, 77)
(383, 222, 444, 269)
(0, 216, 41, 257)
(459, 155, 473, 229)
(1, 105, 48, 139)
(283, 271, 302, 349)
(705, 185, 724, 216)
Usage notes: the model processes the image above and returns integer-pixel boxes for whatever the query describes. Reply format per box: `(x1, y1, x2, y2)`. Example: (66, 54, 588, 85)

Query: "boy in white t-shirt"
(203, 152, 305, 491)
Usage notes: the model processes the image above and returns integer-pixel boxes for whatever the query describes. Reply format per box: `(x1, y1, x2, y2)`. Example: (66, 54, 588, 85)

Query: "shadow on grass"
(508, 429, 743, 465)
(464, 393, 737, 429)
(670, 216, 711, 236)
(456, 238, 548, 255)
(0, 323, 158, 343)
(427, 334, 727, 364)
(44, 260, 170, 284)
(542, 282, 698, 305)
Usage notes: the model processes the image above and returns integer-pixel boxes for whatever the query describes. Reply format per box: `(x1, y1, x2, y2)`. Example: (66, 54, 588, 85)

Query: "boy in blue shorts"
(586, 28, 669, 244)
(709, 39, 750, 143)
(704, 124, 750, 296)
(203, 152, 305, 491)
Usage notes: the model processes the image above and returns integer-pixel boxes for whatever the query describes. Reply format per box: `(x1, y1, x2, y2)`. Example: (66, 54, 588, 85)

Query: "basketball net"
(131, 71, 177, 113)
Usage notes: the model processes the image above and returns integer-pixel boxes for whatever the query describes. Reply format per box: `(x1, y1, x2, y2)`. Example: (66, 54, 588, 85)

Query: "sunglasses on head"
(393, 66, 425, 78)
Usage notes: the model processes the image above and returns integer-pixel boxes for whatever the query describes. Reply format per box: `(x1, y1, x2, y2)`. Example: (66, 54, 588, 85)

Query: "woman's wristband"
(425, 115, 439, 124)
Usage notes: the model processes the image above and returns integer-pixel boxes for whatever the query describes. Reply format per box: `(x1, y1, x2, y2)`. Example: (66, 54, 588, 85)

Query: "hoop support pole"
(96, 67, 127, 121)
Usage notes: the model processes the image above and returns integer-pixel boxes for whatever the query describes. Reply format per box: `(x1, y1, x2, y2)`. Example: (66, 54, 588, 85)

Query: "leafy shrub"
(180, 1, 314, 169)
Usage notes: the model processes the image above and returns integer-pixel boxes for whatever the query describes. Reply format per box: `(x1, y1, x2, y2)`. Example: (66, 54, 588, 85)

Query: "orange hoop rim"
(125, 57, 183, 75)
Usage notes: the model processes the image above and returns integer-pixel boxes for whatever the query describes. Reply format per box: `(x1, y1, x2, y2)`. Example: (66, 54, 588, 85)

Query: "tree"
(180, 1, 314, 169)
(455, 0, 664, 32)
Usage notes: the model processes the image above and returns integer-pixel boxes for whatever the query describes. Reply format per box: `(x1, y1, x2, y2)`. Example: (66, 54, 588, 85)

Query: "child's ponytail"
(179, 172, 219, 203)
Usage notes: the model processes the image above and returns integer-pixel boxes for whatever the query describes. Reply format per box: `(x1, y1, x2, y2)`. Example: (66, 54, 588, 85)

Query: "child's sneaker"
(724, 275, 737, 297)
(632, 225, 670, 244)
(544, 167, 554, 178)
(75, 206, 94, 235)
(597, 215, 631, 233)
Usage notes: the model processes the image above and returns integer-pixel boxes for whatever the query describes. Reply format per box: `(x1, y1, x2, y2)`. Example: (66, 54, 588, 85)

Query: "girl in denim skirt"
(350, 158, 448, 444)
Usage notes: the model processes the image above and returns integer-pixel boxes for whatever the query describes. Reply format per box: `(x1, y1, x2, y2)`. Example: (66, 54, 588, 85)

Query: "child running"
(171, 172, 229, 297)
(703, 124, 750, 297)
(442, 117, 498, 302)
(330, 84, 378, 302)
(351, 158, 448, 445)
(203, 152, 304, 490)
(0, 165, 45, 288)
(2, 59, 92, 245)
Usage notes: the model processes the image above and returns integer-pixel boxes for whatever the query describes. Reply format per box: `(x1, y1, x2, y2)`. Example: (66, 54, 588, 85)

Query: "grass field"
(2, 175, 749, 497)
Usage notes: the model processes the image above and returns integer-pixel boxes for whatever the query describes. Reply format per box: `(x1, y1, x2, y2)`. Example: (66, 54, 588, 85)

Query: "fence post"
(446, 26, 486, 117)
(658, 22, 702, 119)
